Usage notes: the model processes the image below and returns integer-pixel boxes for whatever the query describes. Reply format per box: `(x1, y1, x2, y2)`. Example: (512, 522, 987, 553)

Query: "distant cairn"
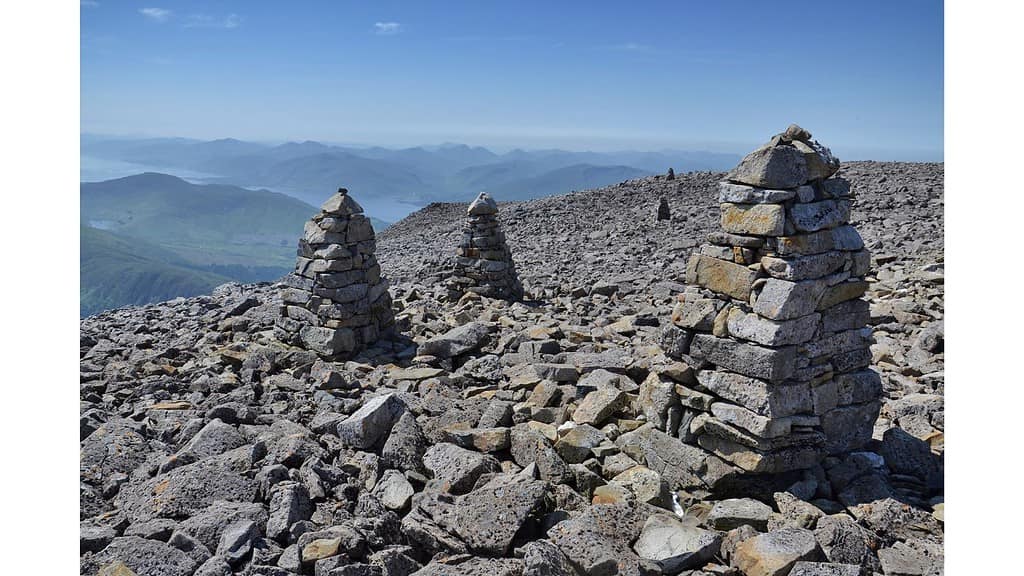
(450, 192, 523, 301)
(665, 124, 879, 474)
(275, 188, 394, 358)
(657, 197, 671, 221)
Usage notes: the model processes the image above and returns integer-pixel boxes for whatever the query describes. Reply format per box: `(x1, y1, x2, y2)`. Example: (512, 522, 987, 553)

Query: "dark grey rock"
(84, 536, 198, 576)
(383, 411, 428, 472)
(216, 519, 259, 566)
(706, 498, 773, 531)
(452, 473, 549, 555)
(337, 393, 407, 450)
(422, 442, 501, 494)
(418, 322, 492, 358)
(268, 481, 313, 543)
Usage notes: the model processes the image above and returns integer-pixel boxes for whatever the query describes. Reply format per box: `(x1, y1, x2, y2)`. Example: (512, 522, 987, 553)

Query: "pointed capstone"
(468, 192, 499, 215)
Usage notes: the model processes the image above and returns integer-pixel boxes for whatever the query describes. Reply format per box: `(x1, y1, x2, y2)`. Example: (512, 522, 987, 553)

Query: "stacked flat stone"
(451, 192, 523, 300)
(275, 188, 394, 359)
(670, 125, 881, 474)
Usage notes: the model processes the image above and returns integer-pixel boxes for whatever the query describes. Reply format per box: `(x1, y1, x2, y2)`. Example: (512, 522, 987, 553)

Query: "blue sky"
(81, 0, 944, 159)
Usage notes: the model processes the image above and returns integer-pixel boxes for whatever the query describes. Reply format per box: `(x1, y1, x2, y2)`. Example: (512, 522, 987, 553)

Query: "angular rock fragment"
(732, 528, 821, 576)
(422, 442, 501, 494)
(633, 513, 722, 574)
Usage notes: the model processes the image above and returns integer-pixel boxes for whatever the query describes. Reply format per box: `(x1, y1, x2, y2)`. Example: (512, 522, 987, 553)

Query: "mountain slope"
(80, 173, 392, 315)
(81, 172, 317, 268)
(80, 226, 233, 317)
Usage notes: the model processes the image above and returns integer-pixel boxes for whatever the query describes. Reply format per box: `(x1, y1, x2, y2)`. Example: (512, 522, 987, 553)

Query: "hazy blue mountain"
(347, 143, 499, 176)
(83, 136, 268, 171)
(201, 151, 442, 206)
(80, 134, 741, 208)
(81, 226, 233, 317)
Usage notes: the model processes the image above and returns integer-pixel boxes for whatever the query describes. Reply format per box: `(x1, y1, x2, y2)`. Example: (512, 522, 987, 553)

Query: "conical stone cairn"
(450, 192, 523, 300)
(667, 124, 880, 474)
(275, 188, 394, 358)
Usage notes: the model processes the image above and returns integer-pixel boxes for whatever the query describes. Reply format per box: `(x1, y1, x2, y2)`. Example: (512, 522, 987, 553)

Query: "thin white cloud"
(184, 13, 242, 29)
(139, 7, 171, 22)
(81, 0, 100, 6)
(374, 22, 402, 35)
(607, 42, 657, 53)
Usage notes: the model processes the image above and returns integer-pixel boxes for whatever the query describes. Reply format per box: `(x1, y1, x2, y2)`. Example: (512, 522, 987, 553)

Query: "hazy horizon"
(82, 1, 943, 161)
(80, 131, 943, 163)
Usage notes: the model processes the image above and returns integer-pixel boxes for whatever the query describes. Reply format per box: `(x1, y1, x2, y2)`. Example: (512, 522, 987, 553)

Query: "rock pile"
(274, 188, 395, 358)
(668, 125, 881, 474)
(81, 161, 944, 576)
(657, 197, 671, 221)
(450, 192, 523, 300)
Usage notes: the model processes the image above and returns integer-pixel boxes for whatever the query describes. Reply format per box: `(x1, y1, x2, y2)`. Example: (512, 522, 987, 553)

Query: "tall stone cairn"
(668, 124, 881, 474)
(275, 188, 394, 358)
(451, 192, 524, 300)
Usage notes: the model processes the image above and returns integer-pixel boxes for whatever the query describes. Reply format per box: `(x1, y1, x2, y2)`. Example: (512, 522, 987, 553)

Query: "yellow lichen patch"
(98, 561, 137, 576)
(152, 477, 171, 496)
(720, 203, 786, 236)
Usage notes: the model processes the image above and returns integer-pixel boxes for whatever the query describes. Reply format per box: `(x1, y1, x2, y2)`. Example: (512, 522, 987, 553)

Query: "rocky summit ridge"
(80, 145, 944, 575)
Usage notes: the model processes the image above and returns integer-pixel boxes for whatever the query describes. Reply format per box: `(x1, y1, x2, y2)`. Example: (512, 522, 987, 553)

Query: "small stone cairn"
(668, 125, 881, 474)
(657, 197, 671, 221)
(450, 192, 523, 300)
(275, 188, 394, 358)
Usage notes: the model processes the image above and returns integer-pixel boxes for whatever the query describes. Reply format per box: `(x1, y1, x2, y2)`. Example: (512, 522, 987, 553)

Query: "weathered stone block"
(772, 229, 834, 256)
(698, 433, 824, 474)
(761, 251, 846, 281)
(820, 401, 881, 454)
(830, 226, 864, 251)
(708, 231, 765, 248)
(685, 254, 759, 301)
(721, 203, 787, 236)
(834, 370, 882, 406)
(820, 299, 870, 333)
(719, 182, 804, 204)
(690, 334, 796, 382)
(697, 371, 812, 418)
(299, 326, 356, 357)
(788, 200, 851, 233)
(727, 308, 819, 346)
(671, 295, 724, 331)
(817, 280, 869, 311)
(801, 328, 872, 359)
(753, 278, 826, 321)
(732, 528, 821, 576)
(710, 403, 792, 438)
(727, 144, 809, 189)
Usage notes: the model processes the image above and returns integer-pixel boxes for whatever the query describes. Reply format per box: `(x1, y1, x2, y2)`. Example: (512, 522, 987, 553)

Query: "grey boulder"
(633, 513, 722, 574)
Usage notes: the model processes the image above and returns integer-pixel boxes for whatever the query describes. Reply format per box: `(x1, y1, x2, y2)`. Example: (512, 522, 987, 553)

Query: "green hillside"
(81, 172, 317, 268)
(80, 226, 233, 317)
(80, 173, 393, 316)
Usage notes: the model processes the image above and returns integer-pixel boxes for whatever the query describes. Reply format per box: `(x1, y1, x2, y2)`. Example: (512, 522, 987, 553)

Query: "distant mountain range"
(80, 173, 389, 316)
(81, 135, 741, 207)
(79, 136, 740, 316)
